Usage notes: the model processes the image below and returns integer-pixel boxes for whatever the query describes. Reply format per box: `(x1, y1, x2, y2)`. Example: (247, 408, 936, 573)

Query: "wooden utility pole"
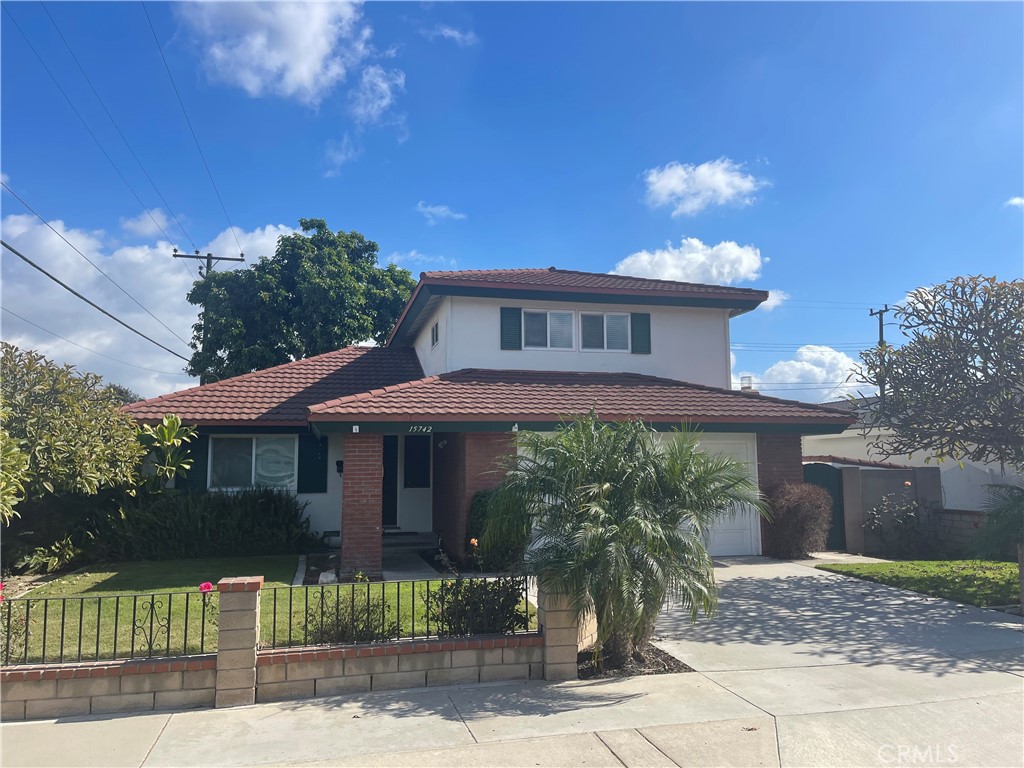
(173, 248, 245, 384)
(869, 304, 890, 407)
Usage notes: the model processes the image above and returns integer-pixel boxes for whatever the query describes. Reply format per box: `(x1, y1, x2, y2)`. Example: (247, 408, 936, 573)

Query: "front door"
(382, 436, 398, 528)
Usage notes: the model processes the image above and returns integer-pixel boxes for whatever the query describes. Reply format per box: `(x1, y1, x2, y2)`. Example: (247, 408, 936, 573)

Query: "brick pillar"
(215, 576, 262, 708)
(341, 433, 383, 579)
(450, 432, 514, 560)
(538, 588, 579, 681)
(756, 433, 807, 551)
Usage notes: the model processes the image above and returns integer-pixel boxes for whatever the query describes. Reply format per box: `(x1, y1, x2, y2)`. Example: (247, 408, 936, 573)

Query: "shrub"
(423, 576, 529, 636)
(762, 482, 832, 559)
(305, 589, 400, 645)
(85, 488, 323, 563)
(466, 490, 528, 572)
(864, 491, 942, 559)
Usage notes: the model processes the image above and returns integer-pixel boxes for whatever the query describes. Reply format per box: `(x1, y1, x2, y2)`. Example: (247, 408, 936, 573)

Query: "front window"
(524, 310, 574, 349)
(580, 312, 629, 351)
(210, 436, 297, 490)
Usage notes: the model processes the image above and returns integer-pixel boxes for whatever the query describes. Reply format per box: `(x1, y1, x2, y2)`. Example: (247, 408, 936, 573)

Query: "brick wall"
(756, 433, 804, 493)
(0, 656, 216, 721)
(341, 433, 384, 578)
(255, 635, 544, 702)
(433, 432, 514, 560)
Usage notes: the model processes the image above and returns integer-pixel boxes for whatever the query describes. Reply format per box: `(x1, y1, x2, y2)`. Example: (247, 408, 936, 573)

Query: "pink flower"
(903, 481, 913, 487)
(199, 582, 213, 593)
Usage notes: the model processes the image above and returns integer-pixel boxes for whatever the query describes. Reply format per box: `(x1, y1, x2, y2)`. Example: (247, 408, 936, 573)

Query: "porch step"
(381, 532, 437, 554)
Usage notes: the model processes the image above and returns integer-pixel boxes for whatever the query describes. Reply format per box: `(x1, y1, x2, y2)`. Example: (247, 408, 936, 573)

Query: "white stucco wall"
(411, 296, 731, 387)
(803, 429, 1024, 512)
(296, 433, 345, 536)
(413, 297, 451, 377)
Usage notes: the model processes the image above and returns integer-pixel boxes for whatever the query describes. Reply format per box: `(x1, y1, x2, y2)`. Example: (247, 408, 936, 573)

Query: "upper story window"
(430, 321, 439, 348)
(209, 435, 297, 490)
(523, 310, 574, 350)
(580, 312, 630, 352)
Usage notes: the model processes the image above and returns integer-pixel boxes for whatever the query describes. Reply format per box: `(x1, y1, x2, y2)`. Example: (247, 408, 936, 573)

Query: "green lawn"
(4, 557, 534, 665)
(816, 560, 1020, 608)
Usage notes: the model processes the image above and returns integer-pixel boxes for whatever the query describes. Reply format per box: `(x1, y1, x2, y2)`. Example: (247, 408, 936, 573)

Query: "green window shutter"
(500, 307, 522, 350)
(630, 313, 651, 354)
(297, 433, 328, 494)
(177, 433, 208, 491)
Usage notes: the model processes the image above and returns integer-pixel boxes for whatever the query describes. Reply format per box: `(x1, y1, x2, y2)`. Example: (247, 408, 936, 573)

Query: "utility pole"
(172, 248, 245, 384)
(869, 305, 890, 408)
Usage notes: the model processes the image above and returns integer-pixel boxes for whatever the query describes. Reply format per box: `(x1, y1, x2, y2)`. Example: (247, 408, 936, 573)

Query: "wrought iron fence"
(264, 576, 534, 649)
(1, 591, 217, 666)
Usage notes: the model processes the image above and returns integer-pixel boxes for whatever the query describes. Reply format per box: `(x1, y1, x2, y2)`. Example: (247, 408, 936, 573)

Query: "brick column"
(756, 433, 805, 547)
(341, 433, 384, 579)
(215, 576, 262, 708)
(538, 588, 579, 681)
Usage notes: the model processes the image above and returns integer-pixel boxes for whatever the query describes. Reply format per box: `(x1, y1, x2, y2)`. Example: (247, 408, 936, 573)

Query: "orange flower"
(469, 538, 479, 547)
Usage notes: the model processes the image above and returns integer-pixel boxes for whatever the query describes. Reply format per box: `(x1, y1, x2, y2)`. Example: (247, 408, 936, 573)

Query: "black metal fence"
(264, 576, 533, 649)
(1, 591, 217, 666)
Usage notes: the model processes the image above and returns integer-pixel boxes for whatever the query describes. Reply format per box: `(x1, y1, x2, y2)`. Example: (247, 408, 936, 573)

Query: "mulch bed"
(577, 640, 693, 680)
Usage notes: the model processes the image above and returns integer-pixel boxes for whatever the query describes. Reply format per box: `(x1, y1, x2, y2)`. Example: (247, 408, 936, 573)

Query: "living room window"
(580, 312, 630, 351)
(523, 310, 574, 349)
(209, 436, 298, 490)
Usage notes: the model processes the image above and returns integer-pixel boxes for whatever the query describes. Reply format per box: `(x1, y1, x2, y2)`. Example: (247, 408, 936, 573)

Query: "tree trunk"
(1018, 542, 1023, 616)
(602, 630, 634, 671)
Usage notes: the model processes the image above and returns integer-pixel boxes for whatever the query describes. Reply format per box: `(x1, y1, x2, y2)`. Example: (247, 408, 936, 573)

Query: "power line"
(2, 239, 190, 362)
(1, 4, 184, 260)
(39, 1, 199, 262)
(1, 307, 191, 377)
(1, 181, 192, 349)
(141, 1, 244, 258)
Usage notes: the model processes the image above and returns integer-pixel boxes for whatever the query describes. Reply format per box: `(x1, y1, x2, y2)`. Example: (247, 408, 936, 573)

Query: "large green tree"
(484, 414, 766, 669)
(856, 275, 1024, 469)
(0, 344, 144, 503)
(187, 219, 416, 382)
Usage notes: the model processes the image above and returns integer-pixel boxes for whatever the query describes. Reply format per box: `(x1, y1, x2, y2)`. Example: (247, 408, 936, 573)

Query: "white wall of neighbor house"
(414, 297, 451, 377)
(412, 296, 732, 387)
(803, 430, 1024, 512)
(296, 433, 345, 536)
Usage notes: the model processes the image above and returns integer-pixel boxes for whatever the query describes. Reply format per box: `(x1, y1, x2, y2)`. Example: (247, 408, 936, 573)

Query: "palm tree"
(484, 413, 767, 669)
(980, 483, 1024, 613)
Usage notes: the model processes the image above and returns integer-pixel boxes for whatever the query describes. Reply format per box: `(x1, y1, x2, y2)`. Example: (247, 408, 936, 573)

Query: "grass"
(816, 560, 1020, 608)
(3, 557, 535, 665)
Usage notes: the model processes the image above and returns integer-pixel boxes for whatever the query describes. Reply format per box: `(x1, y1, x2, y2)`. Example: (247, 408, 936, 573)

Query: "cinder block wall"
(255, 635, 544, 703)
(0, 656, 216, 721)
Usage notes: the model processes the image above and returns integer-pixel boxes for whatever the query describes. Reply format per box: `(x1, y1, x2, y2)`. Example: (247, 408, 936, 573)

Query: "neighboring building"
(125, 268, 854, 575)
(803, 397, 1024, 513)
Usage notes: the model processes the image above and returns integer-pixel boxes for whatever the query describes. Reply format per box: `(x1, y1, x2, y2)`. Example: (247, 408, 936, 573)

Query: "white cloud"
(178, 1, 370, 106)
(612, 237, 762, 285)
(120, 208, 171, 238)
(1005, 196, 1024, 209)
(732, 345, 875, 403)
(760, 289, 789, 311)
(1, 212, 294, 398)
(1, 172, 9, 185)
(349, 65, 406, 125)
(644, 158, 768, 217)
(420, 25, 479, 47)
(415, 201, 467, 225)
(386, 250, 456, 268)
(323, 133, 360, 178)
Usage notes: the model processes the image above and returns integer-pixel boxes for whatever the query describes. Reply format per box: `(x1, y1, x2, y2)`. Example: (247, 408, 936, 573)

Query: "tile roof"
(308, 369, 856, 428)
(420, 268, 768, 300)
(123, 347, 424, 425)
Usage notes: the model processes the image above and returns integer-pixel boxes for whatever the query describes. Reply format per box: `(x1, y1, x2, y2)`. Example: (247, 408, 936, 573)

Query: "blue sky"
(2, 1, 1022, 400)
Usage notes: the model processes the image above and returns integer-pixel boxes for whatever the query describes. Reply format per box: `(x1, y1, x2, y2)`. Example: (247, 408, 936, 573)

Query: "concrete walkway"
(2, 558, 1022, 767)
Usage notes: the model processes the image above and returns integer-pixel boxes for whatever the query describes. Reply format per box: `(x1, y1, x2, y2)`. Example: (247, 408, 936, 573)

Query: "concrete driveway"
(2, 558, 1021, 768)
(654, 557, 1024, 766)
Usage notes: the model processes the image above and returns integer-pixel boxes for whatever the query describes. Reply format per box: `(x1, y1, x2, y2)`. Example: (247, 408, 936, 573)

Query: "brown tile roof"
(308, 369, 856, 429)
(420, 268, 768, 300)
(123, 347, 424, 425)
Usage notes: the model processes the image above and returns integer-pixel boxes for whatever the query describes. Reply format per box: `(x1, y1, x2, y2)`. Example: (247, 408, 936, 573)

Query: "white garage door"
(693, 435, 761, 557)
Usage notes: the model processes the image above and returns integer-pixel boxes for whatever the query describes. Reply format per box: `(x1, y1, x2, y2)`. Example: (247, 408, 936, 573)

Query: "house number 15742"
(408, 425, 433, 433)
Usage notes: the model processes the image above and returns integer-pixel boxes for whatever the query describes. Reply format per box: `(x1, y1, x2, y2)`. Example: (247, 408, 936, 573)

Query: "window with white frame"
(209, 436, 298, 490)
(523, 310, 574, 349)
(580, 312, 630, 351)
(430, 321, 439, 348)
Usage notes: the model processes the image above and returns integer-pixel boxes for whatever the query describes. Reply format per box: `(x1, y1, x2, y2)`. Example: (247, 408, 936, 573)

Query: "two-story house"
(125, 268, 855, 576)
